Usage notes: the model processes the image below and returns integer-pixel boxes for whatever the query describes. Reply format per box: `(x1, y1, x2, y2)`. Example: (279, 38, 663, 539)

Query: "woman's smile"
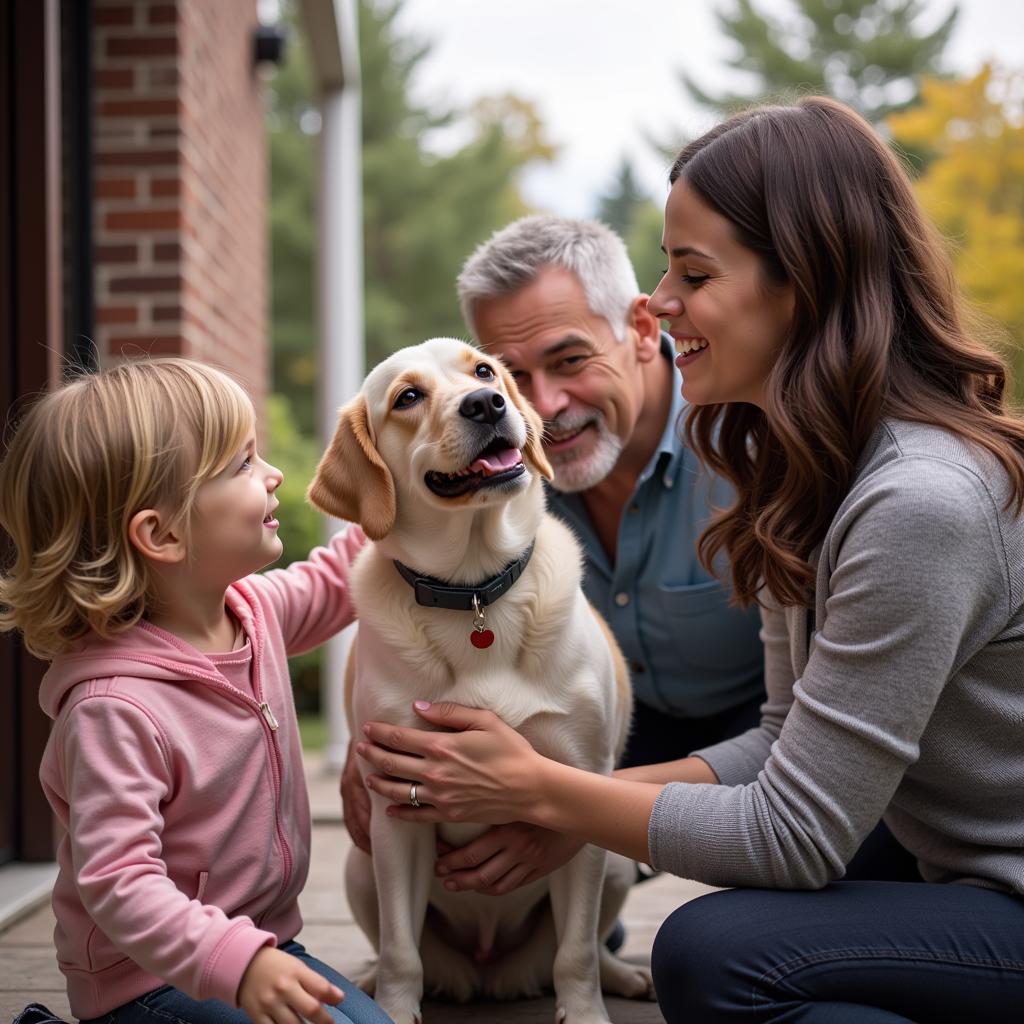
(673, 334, 709, 369)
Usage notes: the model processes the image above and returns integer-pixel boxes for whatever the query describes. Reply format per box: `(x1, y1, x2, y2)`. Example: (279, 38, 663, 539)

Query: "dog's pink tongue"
(469, 447, 522, 476)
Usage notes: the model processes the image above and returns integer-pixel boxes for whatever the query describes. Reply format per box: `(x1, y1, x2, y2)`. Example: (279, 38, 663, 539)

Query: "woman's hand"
(356, 700, 547, 825)
(238, 947, 343, 1024)
(434, 822, 585, 894)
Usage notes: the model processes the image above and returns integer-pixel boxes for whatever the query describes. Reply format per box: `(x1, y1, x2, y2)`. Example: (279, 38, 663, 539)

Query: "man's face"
(473, 266, 645, 493)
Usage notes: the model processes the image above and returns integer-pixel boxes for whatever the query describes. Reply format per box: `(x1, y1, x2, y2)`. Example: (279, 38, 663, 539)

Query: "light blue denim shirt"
(546, 337, 764, 717)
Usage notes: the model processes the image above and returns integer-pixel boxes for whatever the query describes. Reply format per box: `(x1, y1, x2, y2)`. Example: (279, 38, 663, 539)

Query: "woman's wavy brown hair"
(672, 96, 1024, 608)
(0, 358, 254, 659)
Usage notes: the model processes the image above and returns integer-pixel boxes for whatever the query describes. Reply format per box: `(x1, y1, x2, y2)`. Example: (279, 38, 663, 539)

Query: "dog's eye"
(474, 363, 494, 381)
(393, 388, 423, 409)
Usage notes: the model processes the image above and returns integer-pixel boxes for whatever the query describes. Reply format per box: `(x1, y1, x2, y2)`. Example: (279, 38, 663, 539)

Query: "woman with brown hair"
(356, 96, 1024, 1021)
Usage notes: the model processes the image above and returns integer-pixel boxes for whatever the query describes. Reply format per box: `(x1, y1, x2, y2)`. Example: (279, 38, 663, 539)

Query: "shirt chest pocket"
(654, 579, 763, 675)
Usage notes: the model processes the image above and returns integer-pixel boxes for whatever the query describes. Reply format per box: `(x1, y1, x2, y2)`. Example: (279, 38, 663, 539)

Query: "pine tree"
(684, 0, 959, 126)
(625, 202, 671, 299)
(596, 157, 648, 238)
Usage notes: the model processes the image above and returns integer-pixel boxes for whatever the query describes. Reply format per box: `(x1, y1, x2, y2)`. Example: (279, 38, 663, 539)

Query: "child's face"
(189, 433, 284, 586)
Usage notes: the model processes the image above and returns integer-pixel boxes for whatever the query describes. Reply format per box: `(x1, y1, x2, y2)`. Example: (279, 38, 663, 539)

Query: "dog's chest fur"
(350, 514, 617, 770)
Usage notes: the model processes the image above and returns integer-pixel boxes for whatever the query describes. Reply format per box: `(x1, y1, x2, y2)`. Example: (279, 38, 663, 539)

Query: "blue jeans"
(80, 940, 393, 1024)
(651, 881, 1024, 1022)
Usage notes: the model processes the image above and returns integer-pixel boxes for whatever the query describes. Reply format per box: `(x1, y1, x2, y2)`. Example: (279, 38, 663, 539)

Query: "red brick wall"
(91, 0, 268, 421)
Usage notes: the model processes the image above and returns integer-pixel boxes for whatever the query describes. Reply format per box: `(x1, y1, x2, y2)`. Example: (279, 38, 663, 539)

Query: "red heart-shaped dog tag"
(470, 629, 495, 649)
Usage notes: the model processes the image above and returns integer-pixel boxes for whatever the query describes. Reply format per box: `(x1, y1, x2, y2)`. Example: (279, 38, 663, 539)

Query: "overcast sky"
(393, 0, 1024, 217)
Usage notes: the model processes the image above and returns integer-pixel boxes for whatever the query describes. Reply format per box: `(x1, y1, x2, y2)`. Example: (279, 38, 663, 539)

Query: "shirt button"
(630, 659, 645, 674)
(627, 503, 640, 515)
(663, 473, 674, 488)
(615, 592, 630, 607)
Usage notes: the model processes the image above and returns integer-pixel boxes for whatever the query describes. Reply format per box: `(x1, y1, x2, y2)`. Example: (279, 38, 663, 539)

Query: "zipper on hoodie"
(249, 631, 293, 911)
(128, 616, 295, 914)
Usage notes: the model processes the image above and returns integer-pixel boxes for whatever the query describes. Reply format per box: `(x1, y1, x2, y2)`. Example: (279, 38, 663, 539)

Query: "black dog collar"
(393, 542, 535, 611)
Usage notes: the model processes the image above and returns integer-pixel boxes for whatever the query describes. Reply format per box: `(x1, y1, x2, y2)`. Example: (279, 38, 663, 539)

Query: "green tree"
(683, 0, 958, 126)
(264, 393, 325, 710)
(360, 2, 555, 365)
(267, 19, 318, 433)
(596, 157, 648, 238)
(594, 158, 675, 301)
(625, 201, 670, 298)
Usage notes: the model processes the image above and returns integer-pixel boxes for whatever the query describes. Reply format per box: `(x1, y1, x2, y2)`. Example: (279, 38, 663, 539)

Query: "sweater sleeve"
(61, 695, 276, 1005)
(648, 458, 1009, 888)
(251, 524, 367, 655)
(690, 593, 794, 785)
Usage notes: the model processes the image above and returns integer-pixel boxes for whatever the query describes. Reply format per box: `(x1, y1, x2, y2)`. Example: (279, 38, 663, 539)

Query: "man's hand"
(341, 739, 372, 853)
(238, 946, 343, 1024)
(434, 822, 584, 895)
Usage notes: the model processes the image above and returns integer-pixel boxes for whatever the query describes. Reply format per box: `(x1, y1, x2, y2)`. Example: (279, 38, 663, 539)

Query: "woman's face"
(648, 177, 795, 409)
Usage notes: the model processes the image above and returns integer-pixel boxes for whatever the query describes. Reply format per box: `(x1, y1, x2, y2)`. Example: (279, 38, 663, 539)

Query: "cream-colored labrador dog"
(308, 338, 652, 1024)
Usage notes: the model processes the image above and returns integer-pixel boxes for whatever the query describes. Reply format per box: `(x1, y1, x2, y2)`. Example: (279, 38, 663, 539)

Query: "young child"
(0, 359, 391, 1024)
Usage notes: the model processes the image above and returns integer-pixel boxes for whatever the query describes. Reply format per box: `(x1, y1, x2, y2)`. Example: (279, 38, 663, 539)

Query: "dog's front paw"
(374, 975, 422, 1024)
(375, 993, 422, 1024)
(375, 950, 425, 1024)
(350, 958, 378, 995)
(382, 1011, 420, 1024)
(553, 1003, 613, 1024)
(599, 948, 655, 1000)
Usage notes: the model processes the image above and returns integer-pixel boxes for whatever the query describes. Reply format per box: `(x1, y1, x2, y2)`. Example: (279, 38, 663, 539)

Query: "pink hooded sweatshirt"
(37, 528, 365, 1018)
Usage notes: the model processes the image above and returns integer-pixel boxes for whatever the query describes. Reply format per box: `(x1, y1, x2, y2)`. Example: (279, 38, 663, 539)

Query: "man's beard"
(543, 411, 623, 493)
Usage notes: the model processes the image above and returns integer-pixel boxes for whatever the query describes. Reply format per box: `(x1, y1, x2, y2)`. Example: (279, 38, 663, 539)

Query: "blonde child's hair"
(0, 358, 255, 659)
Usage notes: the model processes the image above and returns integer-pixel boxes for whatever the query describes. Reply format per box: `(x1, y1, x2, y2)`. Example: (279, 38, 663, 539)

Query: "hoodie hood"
(39, 581, 265, 720)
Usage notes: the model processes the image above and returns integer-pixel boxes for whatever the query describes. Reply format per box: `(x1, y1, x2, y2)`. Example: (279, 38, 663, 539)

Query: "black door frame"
(0, 0, 81, 865)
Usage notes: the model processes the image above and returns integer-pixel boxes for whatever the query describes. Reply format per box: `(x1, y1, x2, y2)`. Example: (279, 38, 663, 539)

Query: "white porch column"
(307, 0, 363, 773)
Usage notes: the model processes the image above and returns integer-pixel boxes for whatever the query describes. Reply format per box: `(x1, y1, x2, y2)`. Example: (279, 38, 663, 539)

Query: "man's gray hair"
(457, 215, 640, 342)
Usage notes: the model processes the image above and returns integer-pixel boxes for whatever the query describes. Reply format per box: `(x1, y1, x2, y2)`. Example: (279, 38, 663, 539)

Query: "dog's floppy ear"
(495, 362, 554, 482)
(306, 395, 396, 540)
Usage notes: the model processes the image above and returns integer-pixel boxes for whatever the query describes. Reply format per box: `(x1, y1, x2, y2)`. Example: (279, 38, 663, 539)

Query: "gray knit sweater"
(648, 418, 1024, 893)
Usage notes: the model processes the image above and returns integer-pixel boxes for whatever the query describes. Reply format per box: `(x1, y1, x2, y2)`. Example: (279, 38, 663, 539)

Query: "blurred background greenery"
(265, 0, 1024, 730)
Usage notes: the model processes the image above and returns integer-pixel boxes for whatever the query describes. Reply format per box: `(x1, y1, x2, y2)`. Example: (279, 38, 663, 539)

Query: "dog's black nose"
(459, 388, 506, 425)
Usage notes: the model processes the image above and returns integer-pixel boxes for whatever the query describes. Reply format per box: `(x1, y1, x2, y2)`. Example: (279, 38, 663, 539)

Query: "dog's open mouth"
(425, 438, 526, 498)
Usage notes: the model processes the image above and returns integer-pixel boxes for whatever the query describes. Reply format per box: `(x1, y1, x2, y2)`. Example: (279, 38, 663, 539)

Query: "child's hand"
(238, 946, 343, 1024)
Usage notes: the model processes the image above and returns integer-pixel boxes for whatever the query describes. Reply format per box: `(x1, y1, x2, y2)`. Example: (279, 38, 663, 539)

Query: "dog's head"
(307, 338, 553, 540)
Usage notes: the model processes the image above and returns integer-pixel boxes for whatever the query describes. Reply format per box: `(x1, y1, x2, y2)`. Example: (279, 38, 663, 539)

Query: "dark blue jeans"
(651, 881, 1024, 1022)
(79, 940, 393, 1024)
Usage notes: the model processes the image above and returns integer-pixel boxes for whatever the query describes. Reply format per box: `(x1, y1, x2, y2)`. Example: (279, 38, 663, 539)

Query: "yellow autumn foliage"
(889, 64, 1024, 392)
